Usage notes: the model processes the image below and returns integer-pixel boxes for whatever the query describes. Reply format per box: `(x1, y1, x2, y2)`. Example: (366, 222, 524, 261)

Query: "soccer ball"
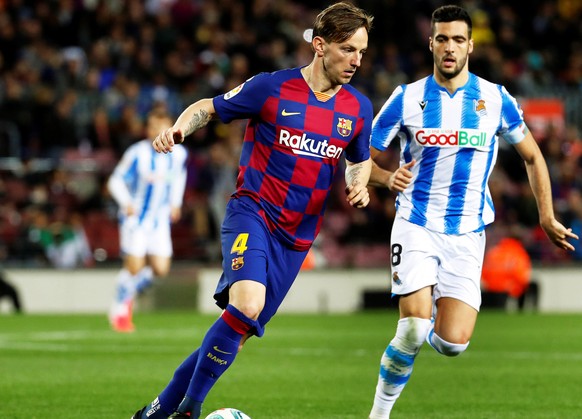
(204, 408, 251, 419)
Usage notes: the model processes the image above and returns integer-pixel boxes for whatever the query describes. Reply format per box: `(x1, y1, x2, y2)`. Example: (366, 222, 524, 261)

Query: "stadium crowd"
(0, 0, 581, 268)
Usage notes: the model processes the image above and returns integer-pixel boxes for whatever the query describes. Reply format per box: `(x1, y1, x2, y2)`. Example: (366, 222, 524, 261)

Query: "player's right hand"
(152, 128, 184, 153)
(388, 159, 416, 192)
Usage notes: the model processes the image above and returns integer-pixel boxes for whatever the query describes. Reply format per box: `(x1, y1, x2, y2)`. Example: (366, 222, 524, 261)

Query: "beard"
(435, 54, 468, 80)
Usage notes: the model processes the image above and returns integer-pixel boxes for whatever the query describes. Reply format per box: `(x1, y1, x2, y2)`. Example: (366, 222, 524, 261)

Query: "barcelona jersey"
(213, 67, 372, 251)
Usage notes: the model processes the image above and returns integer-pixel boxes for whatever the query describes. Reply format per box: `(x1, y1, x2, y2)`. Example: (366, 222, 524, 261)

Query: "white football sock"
(369, 317, 431, 419)
(111, 269, 137, 317)
(135, 266, 154, 293)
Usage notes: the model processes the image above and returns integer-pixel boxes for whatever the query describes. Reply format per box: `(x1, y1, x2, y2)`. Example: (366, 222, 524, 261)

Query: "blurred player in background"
(107, 107, 188, 333)
(131, 2, 374, 418)
(367, 5, 578, 418)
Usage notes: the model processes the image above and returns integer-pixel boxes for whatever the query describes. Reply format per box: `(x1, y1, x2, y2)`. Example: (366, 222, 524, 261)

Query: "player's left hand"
(541, 218, 579, 251)
(345, 183, 370, 208)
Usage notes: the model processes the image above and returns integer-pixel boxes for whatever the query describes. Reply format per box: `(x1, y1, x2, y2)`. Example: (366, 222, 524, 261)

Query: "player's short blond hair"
(312, 2, 373, 44)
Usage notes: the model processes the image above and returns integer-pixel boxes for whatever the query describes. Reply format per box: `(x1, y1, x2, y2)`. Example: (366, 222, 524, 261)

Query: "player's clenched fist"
(152, 128, 184, 153)
(388, 159, 415, 192)
(346, 183, 370, 209)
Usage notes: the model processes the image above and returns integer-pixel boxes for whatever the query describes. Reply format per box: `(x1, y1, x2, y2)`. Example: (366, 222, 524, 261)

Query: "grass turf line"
(1, 311, 582, 418)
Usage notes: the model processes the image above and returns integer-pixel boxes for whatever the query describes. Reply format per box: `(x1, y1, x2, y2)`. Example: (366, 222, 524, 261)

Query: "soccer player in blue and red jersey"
(131, 3, 374, 418)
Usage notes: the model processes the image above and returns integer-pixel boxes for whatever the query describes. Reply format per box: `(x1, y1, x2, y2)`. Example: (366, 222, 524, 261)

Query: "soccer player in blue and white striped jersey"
(107, 107, 188, 333)
(367, 5, 578, 418)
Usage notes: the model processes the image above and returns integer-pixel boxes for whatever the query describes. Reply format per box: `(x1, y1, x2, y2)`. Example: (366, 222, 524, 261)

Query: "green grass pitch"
(1, 310, 582, 418)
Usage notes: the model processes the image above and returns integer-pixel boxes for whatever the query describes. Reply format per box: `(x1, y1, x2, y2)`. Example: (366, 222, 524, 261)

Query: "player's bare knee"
(232, 301, 263, 321)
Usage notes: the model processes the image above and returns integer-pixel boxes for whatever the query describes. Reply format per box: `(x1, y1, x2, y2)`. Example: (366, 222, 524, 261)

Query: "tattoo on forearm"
(185, 109, 211, 136)
(346, 164, 362, 186)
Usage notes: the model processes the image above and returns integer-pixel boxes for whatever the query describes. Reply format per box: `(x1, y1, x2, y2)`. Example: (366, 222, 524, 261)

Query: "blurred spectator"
(0, 268, 22, 314)
(481, 230, 538, 311)
(43, 216, 93, 270)
(16, 207, 52, 266)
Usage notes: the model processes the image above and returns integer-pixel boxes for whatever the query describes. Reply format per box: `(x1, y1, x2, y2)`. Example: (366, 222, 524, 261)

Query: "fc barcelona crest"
(231, 256, 244, 270)
(336, 117, 353, 137)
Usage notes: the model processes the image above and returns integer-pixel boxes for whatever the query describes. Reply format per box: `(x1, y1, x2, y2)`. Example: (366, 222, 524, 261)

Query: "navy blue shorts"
(213, 197, 308, 335)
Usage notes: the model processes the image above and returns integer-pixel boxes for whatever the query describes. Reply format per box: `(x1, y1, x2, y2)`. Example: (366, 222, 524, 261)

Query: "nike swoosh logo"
(281, 109, 301, 116)
(213, 346, 232, 354)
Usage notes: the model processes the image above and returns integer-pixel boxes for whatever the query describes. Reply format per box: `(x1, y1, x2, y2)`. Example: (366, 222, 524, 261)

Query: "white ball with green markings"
(204, 408, 251, 419)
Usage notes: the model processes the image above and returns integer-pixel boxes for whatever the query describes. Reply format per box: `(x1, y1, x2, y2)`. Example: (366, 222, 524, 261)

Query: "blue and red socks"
(138, 305, 257, 418)
(137, 348, 201, 418)
(176, 305, 255, 416)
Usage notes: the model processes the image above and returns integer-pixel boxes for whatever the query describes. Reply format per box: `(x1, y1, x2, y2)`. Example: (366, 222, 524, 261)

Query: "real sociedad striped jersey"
(372, 73, 529, 235)
(108, 139, 188, 228)
(213, 67, 373, 251)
